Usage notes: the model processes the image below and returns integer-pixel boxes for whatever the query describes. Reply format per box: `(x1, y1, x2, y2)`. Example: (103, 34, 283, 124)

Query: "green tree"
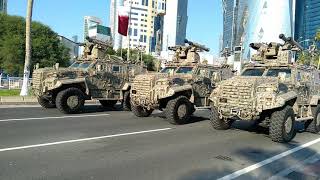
(0, 14, 70, 76)
(115, 48, 157, 71)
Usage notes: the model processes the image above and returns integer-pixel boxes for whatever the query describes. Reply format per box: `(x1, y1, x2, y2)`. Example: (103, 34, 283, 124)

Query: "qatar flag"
(118, 6, 130, 36)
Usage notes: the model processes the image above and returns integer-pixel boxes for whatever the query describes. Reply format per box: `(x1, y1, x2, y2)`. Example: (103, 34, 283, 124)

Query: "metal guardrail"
(0, 77, 32, 89)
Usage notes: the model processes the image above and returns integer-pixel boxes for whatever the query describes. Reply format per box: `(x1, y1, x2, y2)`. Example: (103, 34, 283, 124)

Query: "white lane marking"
(269, 154, 320, 180)
(0, 128, 172, 152)
(0, 105, 41, 108)
(0, 114, 110, 122)
(218, 137, 320, 180)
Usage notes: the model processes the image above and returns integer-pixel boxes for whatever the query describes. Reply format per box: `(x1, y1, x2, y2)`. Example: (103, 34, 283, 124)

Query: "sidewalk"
(0, 96, 98, 105)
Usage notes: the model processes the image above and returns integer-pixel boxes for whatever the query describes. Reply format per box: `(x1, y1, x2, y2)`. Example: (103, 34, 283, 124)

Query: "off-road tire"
(166, 96, 193, 125)
(38, 96, 56, 108)
(131, 105, 153, 117)
(56, 88, 85, 114)
(269, 106, 296, 143)
(305, 105, 320, 133)
(210, 106, 232, 130)
(99, 100, 117, 108)
(122, 91, 131, 111)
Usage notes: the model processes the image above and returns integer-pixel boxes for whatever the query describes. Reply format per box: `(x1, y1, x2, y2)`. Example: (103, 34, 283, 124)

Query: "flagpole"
(127, 0, 132, 61)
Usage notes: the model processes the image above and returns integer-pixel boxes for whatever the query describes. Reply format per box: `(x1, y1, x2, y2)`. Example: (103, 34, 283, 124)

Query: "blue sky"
(8, 0, 222, 55)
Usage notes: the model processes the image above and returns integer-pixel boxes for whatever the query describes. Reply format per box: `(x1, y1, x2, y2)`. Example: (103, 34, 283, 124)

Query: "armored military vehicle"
(130, 40, 234, 125)
(209, 34, 320, 143)
(32, 37, 146, 114)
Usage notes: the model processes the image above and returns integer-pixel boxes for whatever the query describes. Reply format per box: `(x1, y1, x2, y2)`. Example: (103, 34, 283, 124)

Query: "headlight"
(156, 81, 168, 85)
(257, 86, 274, 92)
(47, 73, 58, 78)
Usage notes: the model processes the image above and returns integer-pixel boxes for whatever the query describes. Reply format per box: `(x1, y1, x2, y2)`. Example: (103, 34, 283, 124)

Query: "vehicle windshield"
(161, 67, 177, 74)
(176, 67, 194, 74)
(69, 62, 92, 69)
(241, 68, 265, 76)
(266, 68, 291, 78)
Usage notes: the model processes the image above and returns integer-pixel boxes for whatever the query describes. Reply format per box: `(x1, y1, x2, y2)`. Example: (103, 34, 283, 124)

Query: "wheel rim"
(177, 104, 187, 119)
(67, 96, 79, 109)
(317, 113, 320, 126)
(285, 117, 293, 134)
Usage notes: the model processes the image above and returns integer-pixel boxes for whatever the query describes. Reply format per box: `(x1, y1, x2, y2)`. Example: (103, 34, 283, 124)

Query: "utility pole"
(20, 0, 34, 96)
(127, 0, 133, 61)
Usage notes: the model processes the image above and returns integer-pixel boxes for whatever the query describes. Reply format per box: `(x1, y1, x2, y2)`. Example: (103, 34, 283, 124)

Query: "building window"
(134, 29, 138, 36)
(112, 65, 121, 73)
(129, 28, 132, 35)
(140, 35, 143, 42)
(144, 35, 147, 42)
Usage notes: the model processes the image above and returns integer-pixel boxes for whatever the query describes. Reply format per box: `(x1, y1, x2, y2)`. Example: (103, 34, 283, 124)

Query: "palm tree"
(20, 0, 34, 96)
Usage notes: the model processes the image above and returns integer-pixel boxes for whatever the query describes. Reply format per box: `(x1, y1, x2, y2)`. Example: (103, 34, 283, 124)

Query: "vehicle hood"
(33, 67, 88, 79)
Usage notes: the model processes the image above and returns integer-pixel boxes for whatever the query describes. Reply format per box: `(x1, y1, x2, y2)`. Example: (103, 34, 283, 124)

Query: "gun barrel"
(250, 43, 262, 50)
(279, 34, 303, 50)
(184, 39, 210, 52)
(288, 37, 304, 50)
(279, 34, 290, 42)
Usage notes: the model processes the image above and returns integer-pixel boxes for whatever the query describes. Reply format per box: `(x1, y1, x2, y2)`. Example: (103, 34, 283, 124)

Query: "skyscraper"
(295, 0, 320, 48)
(222, 0, 235, 51)
(0, 0, 7, 14)
(83, 16, 103, 41)
(221, 0, 248, 53)
(162, 0, 188, 51)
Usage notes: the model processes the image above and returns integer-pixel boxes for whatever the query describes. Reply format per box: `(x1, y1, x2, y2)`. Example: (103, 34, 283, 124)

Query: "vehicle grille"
(218, 80, 255, 116)
(132, 75, 154, 100)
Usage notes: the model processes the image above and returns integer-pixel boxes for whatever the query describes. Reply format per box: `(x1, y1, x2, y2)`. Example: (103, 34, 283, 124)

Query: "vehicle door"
(295, 68, 312, 104)
(192, 66, 213, 106)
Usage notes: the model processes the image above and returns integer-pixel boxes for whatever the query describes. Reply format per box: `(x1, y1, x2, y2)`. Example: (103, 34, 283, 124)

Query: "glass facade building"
(295, 0, 320, 48)
(0, 0, 7, 14)
(222, 0, 248, 52)
(222, 0, 235, 50)
(242, 0, 294, 60)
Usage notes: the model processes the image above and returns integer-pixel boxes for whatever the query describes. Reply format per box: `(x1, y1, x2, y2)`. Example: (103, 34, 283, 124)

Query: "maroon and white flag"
(118, 6, 130, 36)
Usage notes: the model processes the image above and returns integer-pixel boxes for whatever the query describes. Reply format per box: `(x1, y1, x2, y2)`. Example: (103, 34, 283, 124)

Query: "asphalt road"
(0, 105, 319, 180)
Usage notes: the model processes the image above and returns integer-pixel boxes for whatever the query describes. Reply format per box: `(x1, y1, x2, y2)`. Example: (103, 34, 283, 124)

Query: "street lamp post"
(20, 0, 34, 96)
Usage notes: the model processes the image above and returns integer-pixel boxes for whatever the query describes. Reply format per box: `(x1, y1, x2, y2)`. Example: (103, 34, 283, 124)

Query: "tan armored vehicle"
(209, 34, 320, 143)
(131, 40, 234, 124)
(32, 37, 146, 114)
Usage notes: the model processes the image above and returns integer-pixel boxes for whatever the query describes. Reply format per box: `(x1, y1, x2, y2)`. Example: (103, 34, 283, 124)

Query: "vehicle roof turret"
(249, 34, 303, 66)
(167, 39, 210, 66)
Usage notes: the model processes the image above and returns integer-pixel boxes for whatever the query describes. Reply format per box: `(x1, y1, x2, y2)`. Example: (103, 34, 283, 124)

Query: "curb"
(0, 96, 99, 105)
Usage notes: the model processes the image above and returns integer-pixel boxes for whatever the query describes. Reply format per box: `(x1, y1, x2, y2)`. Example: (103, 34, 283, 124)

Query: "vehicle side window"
(112, 65, 121, 73)
(241, 69, 265, 76)
(197, 69, 207, 77)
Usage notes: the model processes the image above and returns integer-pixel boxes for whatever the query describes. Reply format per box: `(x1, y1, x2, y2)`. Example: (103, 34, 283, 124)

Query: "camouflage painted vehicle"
(131, 40, 234, 124)
(209, 34, 320, 143)
(32, 37, 146, 114)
